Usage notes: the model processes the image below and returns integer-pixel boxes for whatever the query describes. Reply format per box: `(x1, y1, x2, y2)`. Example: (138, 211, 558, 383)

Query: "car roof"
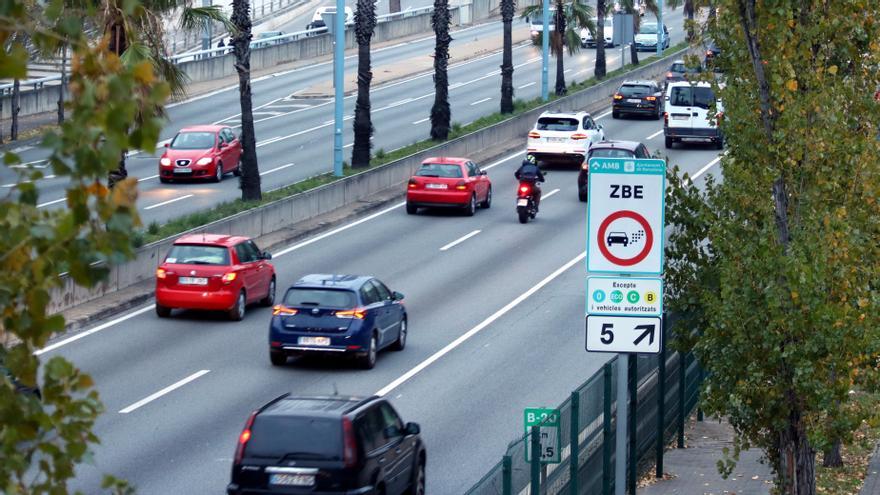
(591, 140, 642, 151)
(620, 80, 656, 86)
(293, 273, 372, 290)
(422, 157, 469, 165)
(260, 395, 379, 418)
(173, 233, 249, 247)
(177, 125, 224, 133)
(666, 80, 713, 88)
(538, 110, 591, 118)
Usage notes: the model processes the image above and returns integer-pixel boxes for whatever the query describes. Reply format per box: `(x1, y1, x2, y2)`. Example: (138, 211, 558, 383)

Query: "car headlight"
(196, 157, 213, 165)
(160, 157, 171, 166)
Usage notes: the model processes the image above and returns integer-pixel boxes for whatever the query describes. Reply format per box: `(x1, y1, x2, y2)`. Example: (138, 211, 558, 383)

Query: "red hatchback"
(406, 157, 492, 216)
(155, 234, 276, 321)
(159, 125, 242, 183)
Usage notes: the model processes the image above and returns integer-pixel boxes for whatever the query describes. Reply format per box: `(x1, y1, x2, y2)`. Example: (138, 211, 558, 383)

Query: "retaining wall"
(47, 48, 686, 315)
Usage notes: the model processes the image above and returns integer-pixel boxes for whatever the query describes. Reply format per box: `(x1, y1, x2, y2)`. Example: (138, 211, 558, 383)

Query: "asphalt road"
(2, 6, 687, 227)
(37, 93, 722, 493)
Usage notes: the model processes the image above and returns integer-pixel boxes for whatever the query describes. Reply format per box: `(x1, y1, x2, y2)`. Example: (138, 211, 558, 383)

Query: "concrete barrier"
(47, 47, 685, 314)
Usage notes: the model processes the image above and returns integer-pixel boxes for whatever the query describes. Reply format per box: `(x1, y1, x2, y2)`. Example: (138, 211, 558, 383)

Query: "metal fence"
(466, 314, 703, 495)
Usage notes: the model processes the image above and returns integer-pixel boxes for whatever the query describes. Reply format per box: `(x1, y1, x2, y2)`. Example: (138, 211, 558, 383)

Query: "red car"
(406, 157, 492, 216)
(159, 125, 242, 183)
(155, 234, 276, 321)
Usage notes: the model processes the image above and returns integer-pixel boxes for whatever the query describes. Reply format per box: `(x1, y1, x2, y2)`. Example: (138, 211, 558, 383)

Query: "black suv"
(612, 80, 664, 120)
(228, 394, 425, 495)
(578, 140, 652, 201)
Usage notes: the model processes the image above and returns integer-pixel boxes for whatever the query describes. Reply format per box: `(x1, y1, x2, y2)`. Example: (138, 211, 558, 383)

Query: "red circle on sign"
(597, 210, 653, 266)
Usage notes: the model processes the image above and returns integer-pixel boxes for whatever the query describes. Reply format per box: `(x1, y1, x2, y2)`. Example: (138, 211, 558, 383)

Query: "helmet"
(525, 154, 537, 164)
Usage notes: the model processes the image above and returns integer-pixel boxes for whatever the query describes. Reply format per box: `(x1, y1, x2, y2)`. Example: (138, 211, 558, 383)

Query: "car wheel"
(270, 349, 286, 366)
(654, 108, 662, 120)
(406, 202, 418, 215)
(665, 136, 673, 149)
(159, 176, 170, 184)
(407, 460, 426, 495)
(260, 277, 276, 307)
(612, 110, 620, 119)
(715, 135, 725, 150)
(212, 162, 224, 183)
(464, 194, 476, 216)
(391, 319, 407, 351)
(229, 290, 246, 321)
(360, 334, 377, 369)
(480, 187, 492, 209)
(232, 158, 242, 177)
(578, 189, 588, 202)
(156, 304, 171, 318)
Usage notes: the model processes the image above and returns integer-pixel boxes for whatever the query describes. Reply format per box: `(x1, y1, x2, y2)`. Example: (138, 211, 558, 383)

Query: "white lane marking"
(564, 69, 572, 74)
(9, 159, 48, 169)
(344, 143, 353, 149)
(470, 97, 492, 106)
(485, 70, 499, 76)
(575, 69, 590, 76)
(37, 198, 65, 208)
(138, 174, 160, 182)
(412, 117, 430, 125)
(118, 370, 210, 414)
(690, 155, 723, 181)
(256, 136, 285, 148)
(260, 163, 295, 176)
(518, 82, 536, 89)
(376, 251, 586, 397)
(646, 129, 664, 140)
(381, 98, 413, 110)
(35, 305, 154, 355)
(439, 230, 481, 251)
(595, 110, 613, 120)
(144, 194, 194, 210)
(542, 188, 561, 199)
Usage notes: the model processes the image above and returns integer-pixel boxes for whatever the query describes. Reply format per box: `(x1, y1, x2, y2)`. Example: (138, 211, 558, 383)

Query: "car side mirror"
(262, 251, 272, 260)
(405, 422, 420, 435)
(163, 142, 170, 148)
(479, 170, 488, 176)
(598, 124, 604, 130)
(383, 425, 402, 439)
(392, 291, 405, 301)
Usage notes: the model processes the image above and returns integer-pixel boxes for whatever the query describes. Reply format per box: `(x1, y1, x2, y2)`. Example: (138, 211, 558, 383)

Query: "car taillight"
(408, 178, 418, 188)
(234, 412, 257, 465)
(581, 162, 589, 170)
(336, 309, 366, 319)
(613, 94, 623, 100)
(156, 268, 167, 279)
(716, 112, 724, 123)
(664, 112, 669, 125)
(528, 131, 541, 139)
(646, 96, 657, 101)
(570, 133, 588, 140)
(272, 305, 297, 316)
(455, 180, 468, 190)
(342, 417, 357, 468)
(221, 272, 237, 284)
(706, 50, 713, 56)
(666, 71, 673, 78)
(160, 157, 171, 166)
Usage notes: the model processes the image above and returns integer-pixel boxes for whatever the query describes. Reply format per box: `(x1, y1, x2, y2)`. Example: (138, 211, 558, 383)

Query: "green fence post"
(677, 352, 686, 448)
(502, 455, 512, 495)
(656, 336, 667, 478)
(570, 391, 580, 495)
(627, 356, 637, 494)
(602, 362, 613, 495)
(531, 425, 541, 494)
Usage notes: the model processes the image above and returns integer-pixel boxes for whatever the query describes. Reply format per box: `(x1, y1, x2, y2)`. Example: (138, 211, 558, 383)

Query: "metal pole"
(570, 391, 580, 495)
(332, 0, 345, 177)
(531, 425, 541, 494)
(656, 0, 663, 57)
(502, 455, 512, 495)
(603, 362, 613, 495)
(615, 354, 627, 495)
(627, 356, 637, 494)
(201, 0, 211, 54)
(541, 0, 549, 101)
(656, 319, 667, 478)
(677, 351, 686, 448)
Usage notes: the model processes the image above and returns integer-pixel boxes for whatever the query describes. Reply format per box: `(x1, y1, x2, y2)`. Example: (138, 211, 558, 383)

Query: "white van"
(663, 81, 724, 149)
(312, 5, 354, 26)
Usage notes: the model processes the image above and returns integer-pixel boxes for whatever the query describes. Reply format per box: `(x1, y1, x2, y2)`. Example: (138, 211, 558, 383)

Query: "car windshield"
(536, 117, 579, 132)
(619, 85, 652, 97)
(416, 163, 463, 178)
(640, 24, 658, 34)
(670, 86, 716, 108)
(170, 132, 215, 150)
(247, 416, 342, 460)
(283, 288, 357, 308)
(590, 148, 636, 158)
(165, 244, 230, 266)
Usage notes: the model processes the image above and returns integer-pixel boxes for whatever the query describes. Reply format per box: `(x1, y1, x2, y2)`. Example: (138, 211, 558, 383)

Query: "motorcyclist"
(514, 155, 545, 210)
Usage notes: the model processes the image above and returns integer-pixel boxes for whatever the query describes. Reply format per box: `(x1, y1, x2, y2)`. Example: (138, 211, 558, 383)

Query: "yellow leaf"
(132, 61, 154, 84)
(786, 79, 798, 91)
(828, 65, 838, 75)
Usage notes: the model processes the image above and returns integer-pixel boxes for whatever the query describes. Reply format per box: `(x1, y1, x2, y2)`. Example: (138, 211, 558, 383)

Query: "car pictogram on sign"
(606, 232, 629, 247)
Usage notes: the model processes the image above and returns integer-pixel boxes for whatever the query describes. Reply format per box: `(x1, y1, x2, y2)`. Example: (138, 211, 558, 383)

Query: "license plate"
(672, 115, 689, 120)
(269, 473, 315, 487)
(547, 137, 567, 143)
(426, 183, 447, 189)
(178, 277, 208, 285)
(299, 336, 331, 346)
(173, 167, 192, 173)
(627, 98, 641, 103)
(517, 198, 529, 206)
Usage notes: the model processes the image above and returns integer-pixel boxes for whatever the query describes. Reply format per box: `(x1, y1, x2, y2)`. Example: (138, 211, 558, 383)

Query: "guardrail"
(0, 74, 63, 94)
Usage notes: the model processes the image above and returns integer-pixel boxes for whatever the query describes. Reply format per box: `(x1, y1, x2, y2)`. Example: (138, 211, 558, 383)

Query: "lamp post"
(541, 0, 549, 101)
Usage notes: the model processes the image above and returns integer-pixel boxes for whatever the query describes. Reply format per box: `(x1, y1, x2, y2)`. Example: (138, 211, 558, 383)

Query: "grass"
(815, 391, 880, 494)
(137, 42, 688, 247)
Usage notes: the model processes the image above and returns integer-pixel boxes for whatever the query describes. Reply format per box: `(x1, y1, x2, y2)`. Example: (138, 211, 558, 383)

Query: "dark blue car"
(269, 274, 407, 369)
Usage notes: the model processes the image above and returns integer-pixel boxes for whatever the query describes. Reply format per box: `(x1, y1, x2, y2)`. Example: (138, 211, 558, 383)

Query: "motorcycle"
(516, 180, 542, 224)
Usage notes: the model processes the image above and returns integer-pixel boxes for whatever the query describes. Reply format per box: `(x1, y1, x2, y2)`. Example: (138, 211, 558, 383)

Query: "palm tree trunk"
(232, 0, 262, 201)
(108, 21, 128, 185)
(594, 0, 607, 78)
(553, 1, 566, 95)
(629, 15, 639, 66)
(685, 1, 695, 41)
(10, 78, 19, 141)
(58, 43, 66, 124)
(822, 440, 843, 468)
(352, 0, 377, 168)
(430, 0, 451, 141)
(499, 0, 515, 113)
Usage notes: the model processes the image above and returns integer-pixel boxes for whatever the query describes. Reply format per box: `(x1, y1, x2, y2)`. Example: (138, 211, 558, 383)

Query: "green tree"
(499, 0, 515, 113)
(594, 0, 607, 78)
(522, 0, 594, 95)
(0, 1, 170, 492)
(429, 0, 451, 140)
(663, 1, 880, 494)
(352, 0, 377, 168)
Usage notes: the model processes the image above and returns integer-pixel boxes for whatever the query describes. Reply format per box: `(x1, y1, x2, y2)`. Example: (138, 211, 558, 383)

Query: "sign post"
(523, 407, 561, 464)
(585, 157, 666, 495)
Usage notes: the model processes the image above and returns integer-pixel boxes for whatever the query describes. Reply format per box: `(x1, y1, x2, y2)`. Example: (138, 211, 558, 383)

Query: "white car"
(612, 1, 645, 15)
(313, 5, 354, 25)
(529, 16, 556, 40)
(663, 81, 724, 149)
(527, 111, 606, 166)
(580, 17, 614, 48)
(634, 22, 669, 51)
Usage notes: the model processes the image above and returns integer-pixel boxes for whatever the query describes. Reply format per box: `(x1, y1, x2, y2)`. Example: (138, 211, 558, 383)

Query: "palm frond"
(180, 5, 236, 35)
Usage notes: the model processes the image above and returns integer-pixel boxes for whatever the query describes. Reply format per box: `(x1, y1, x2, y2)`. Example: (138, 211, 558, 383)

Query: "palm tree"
(499, 0, 515, 113)
(429, 0, 451, 140)
(352, 0, 377, 168)
(618, 0, 658, 66)
(665, 0, 698, 41)
(594, 0, 607, 78)
(230, 0, 261, 200)
(522, 0, 594, 96)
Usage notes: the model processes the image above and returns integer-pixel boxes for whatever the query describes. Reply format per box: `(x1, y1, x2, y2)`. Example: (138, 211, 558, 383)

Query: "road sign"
(587, 158, 666, 275)
(585, 315, 662, 354)
(523, 407, 561, 464)
(587, 277, 662, 316)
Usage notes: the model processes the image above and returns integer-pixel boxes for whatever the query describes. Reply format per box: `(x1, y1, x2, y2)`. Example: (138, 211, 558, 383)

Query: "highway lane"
(39, 100, 722, 493)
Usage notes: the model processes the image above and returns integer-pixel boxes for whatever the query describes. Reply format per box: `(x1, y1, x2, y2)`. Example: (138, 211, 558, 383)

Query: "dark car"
(704, 40, 721, 69)
(269, 274, 407, 369)
(305, 20, 328, 35)
(577, 140, 651, 201)
(665, 60, 703, 86)
(612, 80, 664, 120)
(228, 394, 425, 495)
